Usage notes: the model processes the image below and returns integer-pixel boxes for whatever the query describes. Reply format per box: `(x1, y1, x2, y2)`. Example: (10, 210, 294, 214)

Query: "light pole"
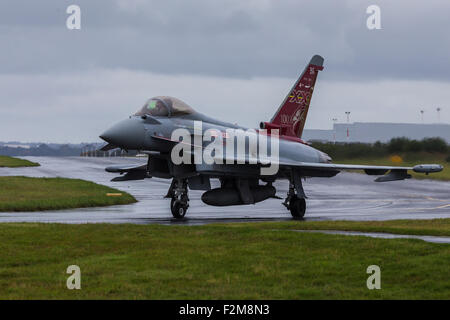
(332, 118, 338, 144)
(345, 111, 351, 142)
(420, 110, 424, 124)
(437, 107, 441, 123)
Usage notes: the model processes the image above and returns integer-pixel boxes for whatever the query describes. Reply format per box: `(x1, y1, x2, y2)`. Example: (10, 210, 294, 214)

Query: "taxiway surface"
(0, 157, 449, 225)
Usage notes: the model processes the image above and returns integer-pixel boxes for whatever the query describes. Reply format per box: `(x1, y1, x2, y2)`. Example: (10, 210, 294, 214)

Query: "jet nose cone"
(100, 118, 145, 150)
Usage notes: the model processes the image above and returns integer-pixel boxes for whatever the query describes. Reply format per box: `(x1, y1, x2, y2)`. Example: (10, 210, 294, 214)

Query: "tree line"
(310, 137, 449, 160)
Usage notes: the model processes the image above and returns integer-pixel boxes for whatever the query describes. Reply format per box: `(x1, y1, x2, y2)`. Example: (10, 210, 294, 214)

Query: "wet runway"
(0, 156, 449, 225)
(292, 230, 450, 244)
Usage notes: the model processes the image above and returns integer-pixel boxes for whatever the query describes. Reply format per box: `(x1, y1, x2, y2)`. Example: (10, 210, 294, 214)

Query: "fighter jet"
(99, 55, 443, 219)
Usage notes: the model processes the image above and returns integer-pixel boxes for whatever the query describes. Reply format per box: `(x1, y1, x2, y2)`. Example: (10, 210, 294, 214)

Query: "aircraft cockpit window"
(169, 97, 195, 116)
(134, 96, 195, 118)
(134, 99, 169, 117)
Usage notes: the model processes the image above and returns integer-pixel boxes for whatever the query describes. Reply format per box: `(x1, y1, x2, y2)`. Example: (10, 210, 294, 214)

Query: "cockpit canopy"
(134, 96, 195, 117)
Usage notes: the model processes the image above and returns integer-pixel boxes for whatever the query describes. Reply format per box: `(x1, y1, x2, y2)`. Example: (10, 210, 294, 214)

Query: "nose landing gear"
(168, 179, 189, 219)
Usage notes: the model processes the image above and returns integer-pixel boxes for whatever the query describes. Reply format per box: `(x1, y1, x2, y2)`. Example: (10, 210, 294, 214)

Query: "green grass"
(0, 219, 448, 299)
(333, 153, 449, 181)
(0, 176, 136, 211)
(0, 156, 39, 168)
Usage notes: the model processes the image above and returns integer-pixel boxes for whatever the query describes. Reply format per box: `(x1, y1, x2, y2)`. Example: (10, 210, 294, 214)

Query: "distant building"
(4, 144, 30, 149)
(303, 122, 450, 143)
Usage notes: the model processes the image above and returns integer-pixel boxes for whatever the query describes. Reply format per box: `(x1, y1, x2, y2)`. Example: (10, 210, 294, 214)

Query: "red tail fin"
(269, 55, 324, 138)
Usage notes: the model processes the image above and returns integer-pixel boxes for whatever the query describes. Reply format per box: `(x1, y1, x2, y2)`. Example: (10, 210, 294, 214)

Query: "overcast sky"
(1, 0, 449, 143)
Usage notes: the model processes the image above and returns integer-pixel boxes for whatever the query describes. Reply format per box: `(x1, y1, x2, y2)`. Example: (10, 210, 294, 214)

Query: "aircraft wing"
(277, 161, 443, 182)
(105, 163, 149, 181)
(210, 153, 442, 182)
(105, 164, 147, 173)
(99, 143, 118, 151)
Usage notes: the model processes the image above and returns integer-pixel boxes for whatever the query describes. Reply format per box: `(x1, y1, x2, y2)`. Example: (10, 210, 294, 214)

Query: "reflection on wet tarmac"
(0, 157, 449, 225)
(291, 230, 450, 244)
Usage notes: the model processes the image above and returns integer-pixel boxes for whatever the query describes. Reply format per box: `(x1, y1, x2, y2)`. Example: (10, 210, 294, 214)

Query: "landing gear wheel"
(171, 198, 188, 219)
(169, 179, 189, 219)
(289, 197, 306, 219)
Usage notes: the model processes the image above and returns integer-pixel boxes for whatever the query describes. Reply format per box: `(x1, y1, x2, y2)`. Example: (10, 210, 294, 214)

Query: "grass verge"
(0, 219, 448, 299)
(0, 156, 39, 168)
(0, 176, 136, 211)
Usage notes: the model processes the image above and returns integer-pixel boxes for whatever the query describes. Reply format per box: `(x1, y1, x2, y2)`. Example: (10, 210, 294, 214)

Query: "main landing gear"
(167, 179, 189, 219)
(283, 180, 306, 219)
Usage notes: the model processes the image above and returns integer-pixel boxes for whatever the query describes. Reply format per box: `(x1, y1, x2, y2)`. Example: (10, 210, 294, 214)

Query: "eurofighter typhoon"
(100, 55, 443, 219)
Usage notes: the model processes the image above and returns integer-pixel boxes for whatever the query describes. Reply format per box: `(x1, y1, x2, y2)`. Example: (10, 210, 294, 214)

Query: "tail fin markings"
(268, 55, 324, 139)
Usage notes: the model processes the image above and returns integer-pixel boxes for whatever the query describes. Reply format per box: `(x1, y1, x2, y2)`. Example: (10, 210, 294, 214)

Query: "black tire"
(171, 198, 188, 219)
(289, 197, 306, 219)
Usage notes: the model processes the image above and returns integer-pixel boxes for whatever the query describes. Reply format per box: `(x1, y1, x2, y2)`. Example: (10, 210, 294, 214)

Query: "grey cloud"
(1, 70, 449, 143)
(1, 0, 450, 143)
(0, 0, 449, 80)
